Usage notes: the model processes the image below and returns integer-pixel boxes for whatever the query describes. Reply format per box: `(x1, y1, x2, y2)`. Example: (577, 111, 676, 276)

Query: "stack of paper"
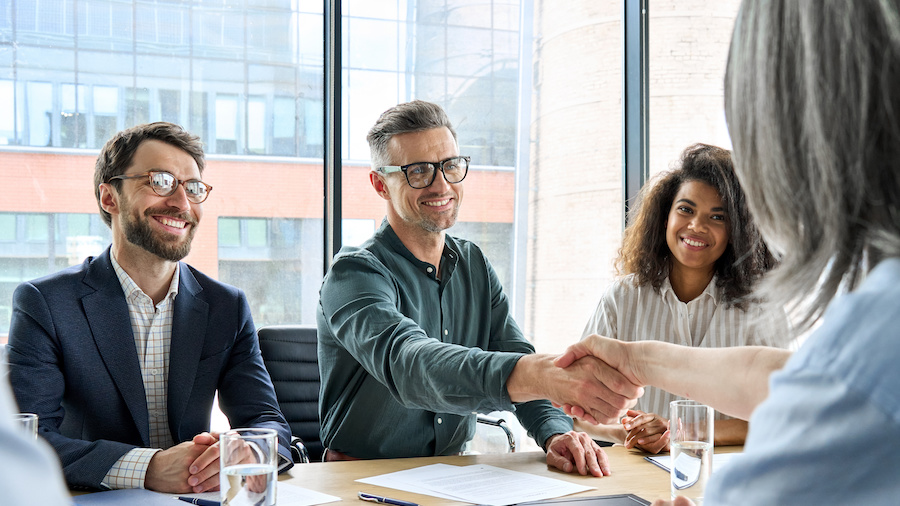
(358, 463, 595, 506)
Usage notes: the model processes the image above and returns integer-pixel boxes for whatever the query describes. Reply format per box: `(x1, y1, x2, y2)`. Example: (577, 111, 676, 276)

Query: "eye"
(677, 205, 693, 214)
(407, 164, 431, 176)
(149, 172, 175, 190)
(711, 214, 727, 221)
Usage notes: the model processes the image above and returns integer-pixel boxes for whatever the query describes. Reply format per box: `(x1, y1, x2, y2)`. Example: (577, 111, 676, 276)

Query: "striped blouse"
(582, 273, 794, 419)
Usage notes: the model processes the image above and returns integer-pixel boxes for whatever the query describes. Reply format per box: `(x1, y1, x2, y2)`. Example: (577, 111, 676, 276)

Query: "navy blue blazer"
(7, 248, 293, 489)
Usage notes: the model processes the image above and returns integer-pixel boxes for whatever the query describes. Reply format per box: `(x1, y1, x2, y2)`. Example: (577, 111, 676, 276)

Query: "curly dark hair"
(618, 143, 774, 309)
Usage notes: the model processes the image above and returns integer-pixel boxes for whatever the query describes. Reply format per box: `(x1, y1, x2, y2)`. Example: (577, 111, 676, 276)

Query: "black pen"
(358, 491, 420, 506)
(175, 496, 221, 506)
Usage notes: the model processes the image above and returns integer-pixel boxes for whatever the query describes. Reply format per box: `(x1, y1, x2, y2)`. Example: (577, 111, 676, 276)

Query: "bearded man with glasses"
(7, 122, 293, 493)
(317, 100, 640, 475)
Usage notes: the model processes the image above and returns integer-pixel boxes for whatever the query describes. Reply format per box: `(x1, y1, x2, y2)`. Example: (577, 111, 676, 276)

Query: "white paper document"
(358, 463, 595, 506)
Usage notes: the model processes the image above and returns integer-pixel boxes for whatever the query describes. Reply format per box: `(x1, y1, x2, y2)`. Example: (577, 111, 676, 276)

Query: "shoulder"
(778, 259, 900, 416)
(181, 263, 245, 302)
(16, 254, 105, 300)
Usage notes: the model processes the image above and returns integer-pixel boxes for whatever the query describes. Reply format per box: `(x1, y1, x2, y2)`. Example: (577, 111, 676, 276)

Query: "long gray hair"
(725, 0, 900, 331)
(366, 100, 457, 169)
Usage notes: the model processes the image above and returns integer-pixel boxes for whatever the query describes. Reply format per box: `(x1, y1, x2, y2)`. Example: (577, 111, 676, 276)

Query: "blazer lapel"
(81, 249, 151, 446)
(168, 265, 209, 441)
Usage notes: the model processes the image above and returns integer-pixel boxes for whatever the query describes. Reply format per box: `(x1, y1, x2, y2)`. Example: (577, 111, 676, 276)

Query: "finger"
(189, 443, 221, 476)
(554, 341, 597, 368)
(192, 473, 221, 494)
(545, 445, 575, 474)
(636, 431, 664, 445)
(193, 432, 218, 446)
(575, 434, 606, 477)
(590, 442, 611, 477)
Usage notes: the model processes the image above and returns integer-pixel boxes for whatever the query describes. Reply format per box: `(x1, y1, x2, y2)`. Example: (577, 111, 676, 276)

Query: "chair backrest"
(257, 324, 324, 462)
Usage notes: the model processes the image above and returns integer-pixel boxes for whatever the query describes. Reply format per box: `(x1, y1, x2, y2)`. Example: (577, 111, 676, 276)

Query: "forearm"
(713, 418, 748, 446)
(573, 418, 626, 445)
(632, 341, 791, 419)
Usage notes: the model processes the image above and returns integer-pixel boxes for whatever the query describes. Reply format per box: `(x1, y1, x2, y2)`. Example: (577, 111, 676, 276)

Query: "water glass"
(220, 428, 278, 506)
(669, 400, 714, 505)
(13, 413, 38, 440)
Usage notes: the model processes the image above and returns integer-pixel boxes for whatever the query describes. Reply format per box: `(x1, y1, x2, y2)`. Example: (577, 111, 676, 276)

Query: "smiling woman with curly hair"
(576, 143, 793, 453)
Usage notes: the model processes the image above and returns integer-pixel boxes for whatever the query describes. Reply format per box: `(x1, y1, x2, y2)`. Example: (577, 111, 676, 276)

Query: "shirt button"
(444, 329, 449, 335)
(150, 369, 159, 375)
(437, 418, 443, 424)
(426, 267, 434, 274)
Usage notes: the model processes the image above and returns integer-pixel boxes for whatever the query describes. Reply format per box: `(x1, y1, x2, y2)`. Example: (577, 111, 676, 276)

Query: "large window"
(0, 1, 741, 358)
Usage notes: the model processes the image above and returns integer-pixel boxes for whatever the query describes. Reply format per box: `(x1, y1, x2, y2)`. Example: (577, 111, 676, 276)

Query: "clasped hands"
(145, 431, 223, 494)
(549, 334, 647, 425)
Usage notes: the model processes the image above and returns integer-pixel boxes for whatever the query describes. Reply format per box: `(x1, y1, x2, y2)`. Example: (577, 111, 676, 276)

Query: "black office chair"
(257, 324, 323, 463)
(257, 324, 515, 463)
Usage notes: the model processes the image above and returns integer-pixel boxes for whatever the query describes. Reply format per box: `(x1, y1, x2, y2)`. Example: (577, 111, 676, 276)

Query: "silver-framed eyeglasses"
(376, 156, 470, 189)
(107, 170, 213, 204)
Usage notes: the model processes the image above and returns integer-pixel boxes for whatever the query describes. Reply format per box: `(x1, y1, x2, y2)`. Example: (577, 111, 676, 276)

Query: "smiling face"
(665, 180, 730, 280)
(372, 126, 463, 238)
(103, 139, 202, 262)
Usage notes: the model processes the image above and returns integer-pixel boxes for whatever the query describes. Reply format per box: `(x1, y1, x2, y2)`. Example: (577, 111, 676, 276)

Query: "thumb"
(554, 342, 591, 368)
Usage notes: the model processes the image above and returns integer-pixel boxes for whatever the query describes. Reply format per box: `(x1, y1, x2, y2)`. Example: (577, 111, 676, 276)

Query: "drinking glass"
(220, 428, 278, 506)
(669, 400, 714, 505)
(13, 413, 38, 440)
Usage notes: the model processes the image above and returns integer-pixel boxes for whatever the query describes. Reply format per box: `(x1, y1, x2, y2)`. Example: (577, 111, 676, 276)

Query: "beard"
(121, 205, 198, 262)
(417, 204, 459, 233)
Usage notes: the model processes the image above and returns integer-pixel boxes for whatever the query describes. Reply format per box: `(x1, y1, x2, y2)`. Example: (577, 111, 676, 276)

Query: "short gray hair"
(725, 0, 900, 331)
(366, 100, 457, 169)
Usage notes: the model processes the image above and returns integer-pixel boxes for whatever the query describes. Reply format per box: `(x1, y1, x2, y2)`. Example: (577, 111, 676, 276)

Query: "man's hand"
(553, 335, 646, 424)
(145, 433, 220, 493)
(509, 352, 642, 425)
(622, 410, 669, 454)
(544, 431, 610, 477)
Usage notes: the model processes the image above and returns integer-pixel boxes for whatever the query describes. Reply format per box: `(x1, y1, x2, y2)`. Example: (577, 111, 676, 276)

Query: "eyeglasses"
(376, 156, 470, 189)
(107, 170, 213, 204)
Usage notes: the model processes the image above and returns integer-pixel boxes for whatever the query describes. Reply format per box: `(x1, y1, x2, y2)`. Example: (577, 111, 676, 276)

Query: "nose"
(429, 168, 453, 193)
(688, 215, 709, 232)
(164, 183, 193, 211)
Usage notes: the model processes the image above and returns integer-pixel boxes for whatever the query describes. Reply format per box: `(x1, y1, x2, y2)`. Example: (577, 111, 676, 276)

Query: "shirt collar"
(377, 219, 460, 282)
(660, 274, 720, 305)
(110, 252, 180, 305)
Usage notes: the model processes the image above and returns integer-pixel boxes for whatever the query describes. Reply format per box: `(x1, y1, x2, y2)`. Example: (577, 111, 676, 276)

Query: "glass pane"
(648, 0, 742, 175)
(341, 0, 624, 359)
(0, 1, 326, 344)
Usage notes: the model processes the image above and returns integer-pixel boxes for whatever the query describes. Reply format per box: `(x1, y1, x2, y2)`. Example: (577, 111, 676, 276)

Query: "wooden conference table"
(276, 445, 744, 504)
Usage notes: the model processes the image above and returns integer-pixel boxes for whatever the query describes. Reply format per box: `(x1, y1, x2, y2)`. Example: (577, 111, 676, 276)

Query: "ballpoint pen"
(358, 491, 421, 506)
(175, 496, 221, 506)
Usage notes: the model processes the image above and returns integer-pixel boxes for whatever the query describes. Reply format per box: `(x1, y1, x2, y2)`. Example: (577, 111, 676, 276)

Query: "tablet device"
(507, 494, 651, 506)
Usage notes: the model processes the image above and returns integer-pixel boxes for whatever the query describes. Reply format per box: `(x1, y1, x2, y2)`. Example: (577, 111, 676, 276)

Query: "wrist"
(506, 354, 548, 403)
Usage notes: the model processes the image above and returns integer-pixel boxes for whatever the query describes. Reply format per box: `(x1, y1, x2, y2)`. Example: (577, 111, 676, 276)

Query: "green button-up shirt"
(317, 221, 572, 458)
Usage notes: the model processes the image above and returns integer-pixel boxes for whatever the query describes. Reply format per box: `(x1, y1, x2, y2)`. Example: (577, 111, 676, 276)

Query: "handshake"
(533, 334, 790, 425)
(546, 334, 647, 425)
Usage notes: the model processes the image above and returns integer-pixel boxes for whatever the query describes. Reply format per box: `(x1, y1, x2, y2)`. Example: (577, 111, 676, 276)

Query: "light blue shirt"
(706, 258, 900, 504)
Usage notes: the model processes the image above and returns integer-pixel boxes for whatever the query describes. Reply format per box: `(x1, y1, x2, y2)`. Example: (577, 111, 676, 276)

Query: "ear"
(99, 183, 121, 218)
(370, 171, 391, 201)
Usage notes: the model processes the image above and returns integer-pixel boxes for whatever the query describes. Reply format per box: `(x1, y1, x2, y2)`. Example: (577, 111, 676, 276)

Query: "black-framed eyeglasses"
(376, 156, 470, 189)
(107, 170, 213, 204)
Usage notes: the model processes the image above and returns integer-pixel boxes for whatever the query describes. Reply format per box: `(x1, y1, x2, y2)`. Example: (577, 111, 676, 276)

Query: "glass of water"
(13, 413, 38, 440)
(669, 400, 714, 505)
(220, 428, 278, 506)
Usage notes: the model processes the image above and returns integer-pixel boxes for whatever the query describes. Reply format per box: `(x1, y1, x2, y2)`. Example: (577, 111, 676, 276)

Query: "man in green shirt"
(317, 100, 641, 475)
